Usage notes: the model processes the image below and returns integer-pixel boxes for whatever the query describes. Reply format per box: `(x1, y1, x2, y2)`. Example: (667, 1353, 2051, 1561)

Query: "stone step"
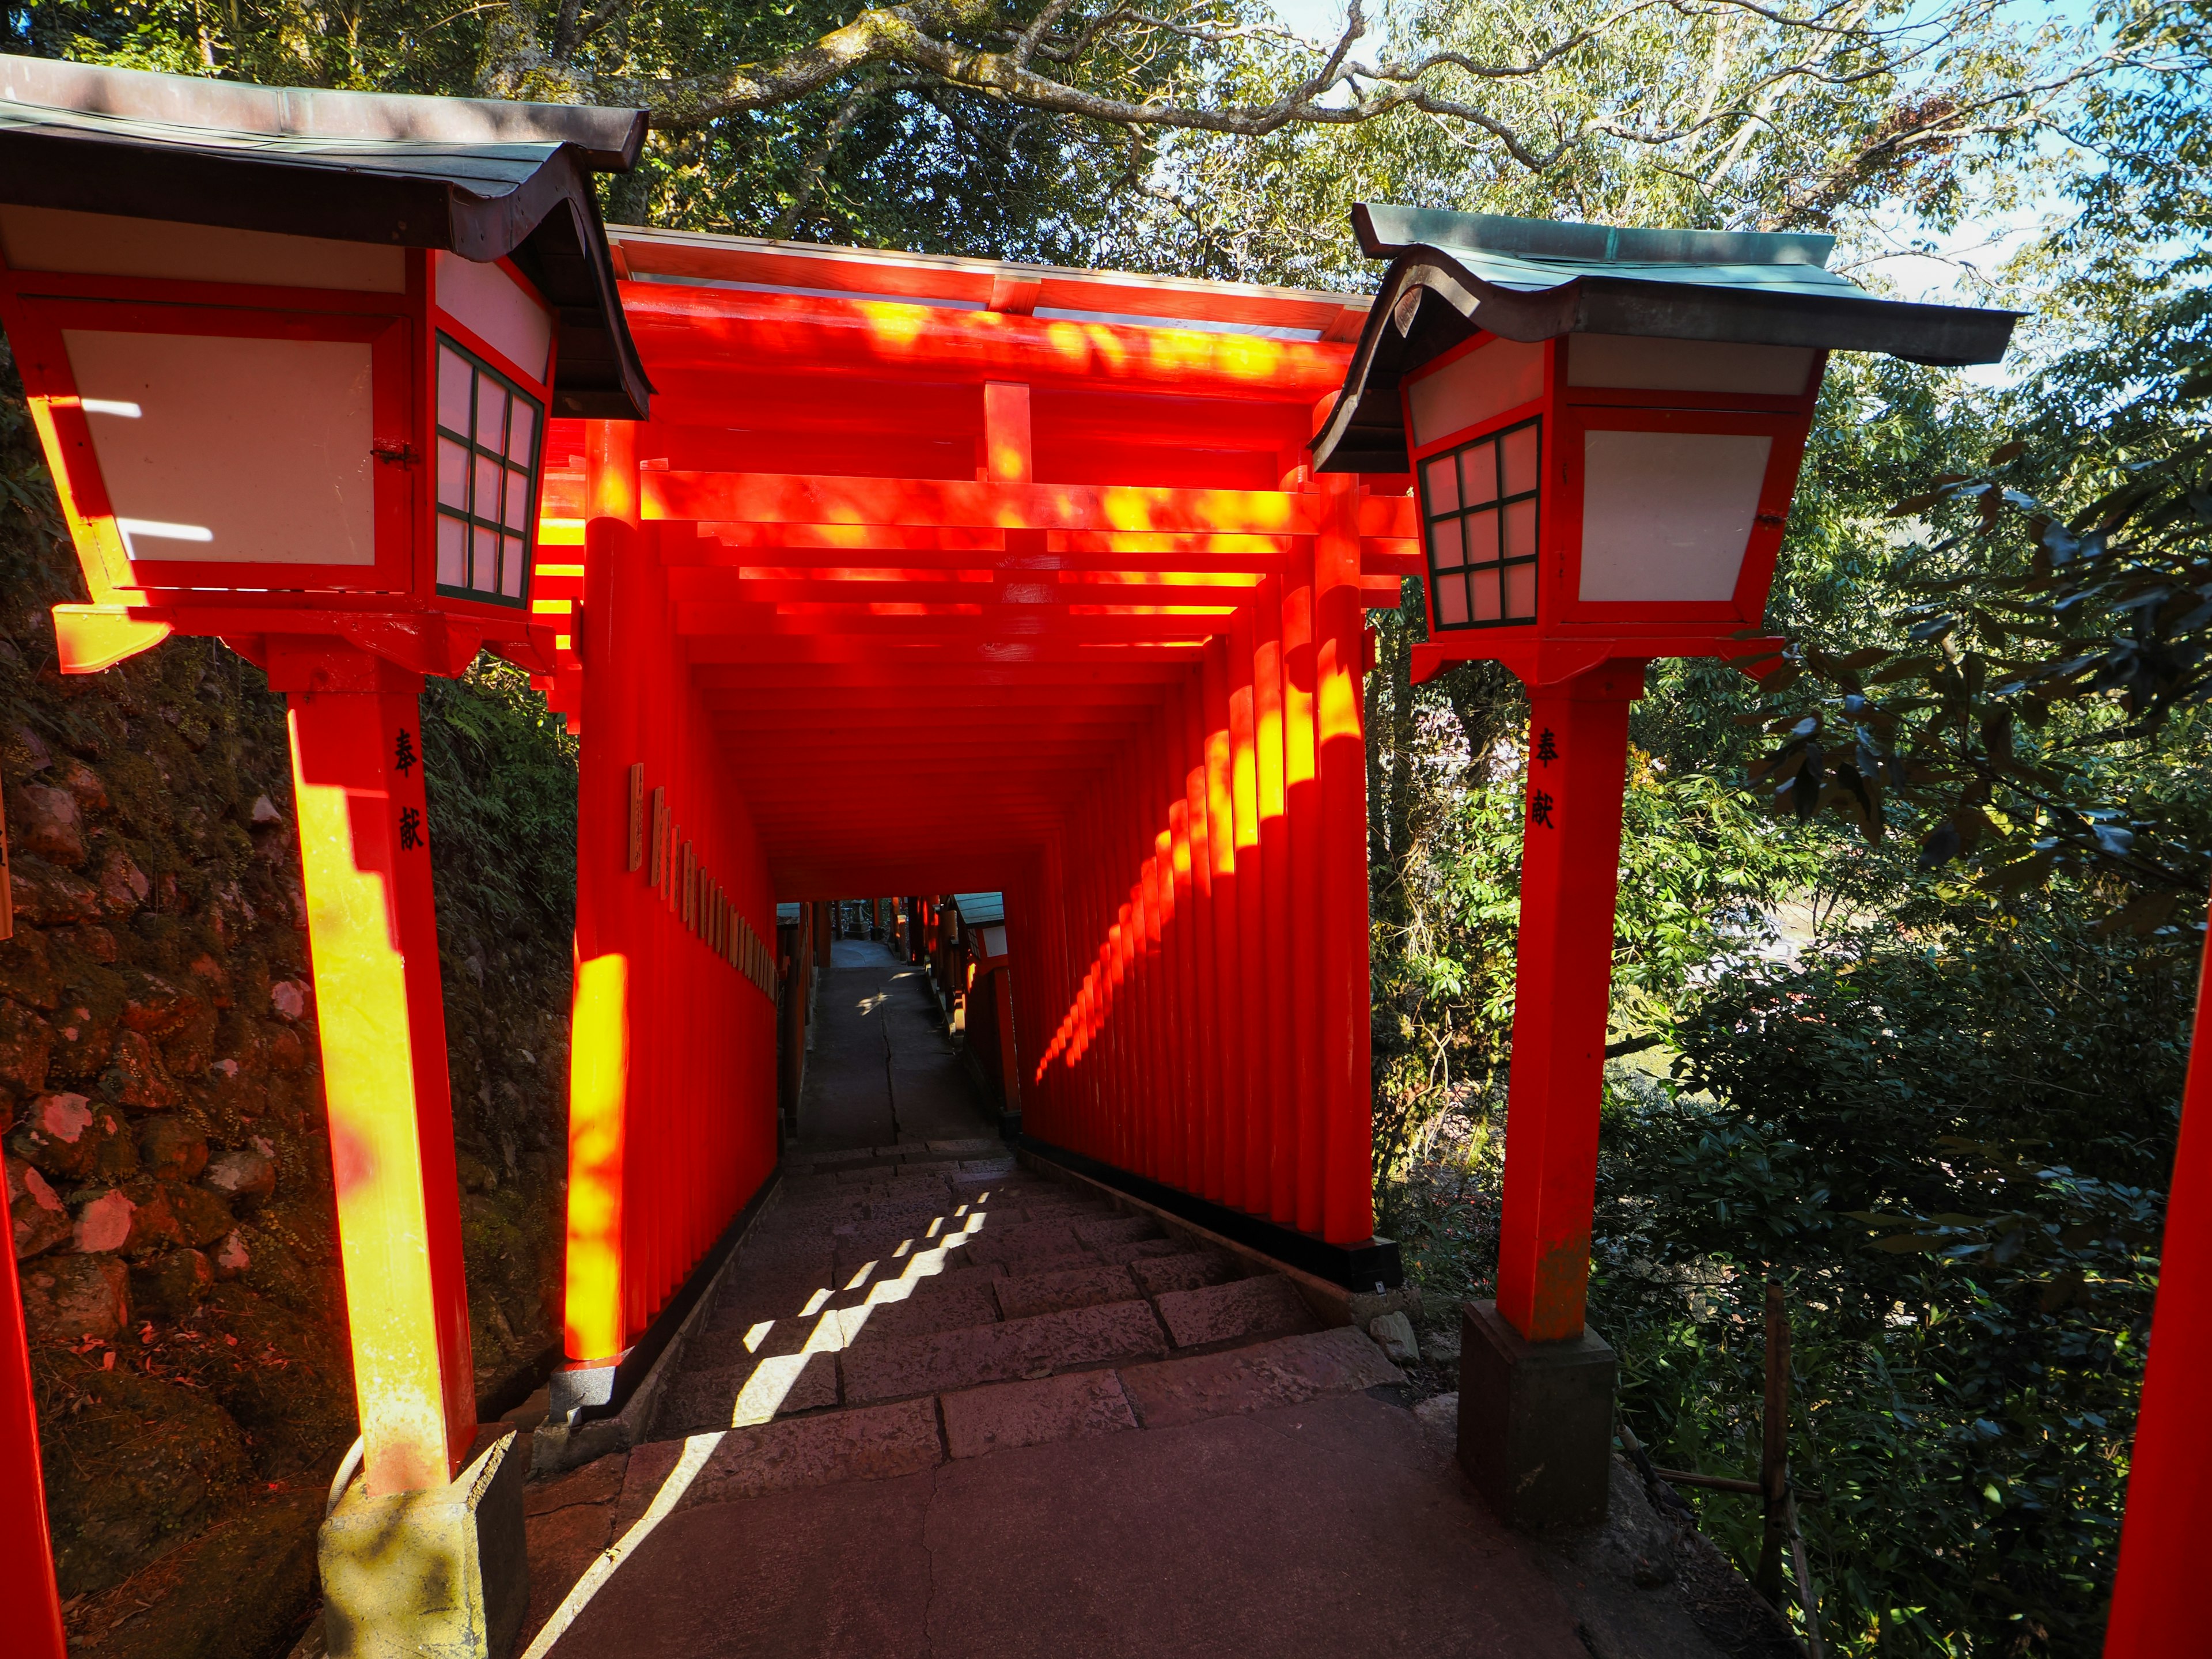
(1127, 1249, 1252, 1297)
(993, 1264, 1142, 1321)
(651, 1349, 839, 1437)
(940, 1368, 1138, 1459)
(986, 1248, 1102, 1281)
(840, 1299, 1168, 1406)
(961, 1218, 1084, 1259)
(710, 1274, 843, 1331)
(687, 1312, 839, 1369)
(1095, 1236, 1194, 1267)
(840, 1281, 1002, 1346)
(615, 1399, 944, 1529)
(1071, 1214, 1165, 1252)
(1118, 1325, 1403, 1429)
(1154, 1275, 1318, 1349)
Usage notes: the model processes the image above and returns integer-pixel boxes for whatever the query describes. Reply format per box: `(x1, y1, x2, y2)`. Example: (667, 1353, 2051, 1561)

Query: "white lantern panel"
(1422, 454, 1459, 513)
(1566, 334, 1813, 397)
(1434, 572, 1469, 626)
(432, 251, 553, 382)
(0, 206, 404, 292)
(1407, 336, 1544, 448)
(64, 328, 376, 566)
(1580, 430, 1773, 602)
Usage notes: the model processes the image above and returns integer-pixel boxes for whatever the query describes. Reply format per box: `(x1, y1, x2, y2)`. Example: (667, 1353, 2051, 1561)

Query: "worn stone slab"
(962, 1219, 1081, 1257)
(520, 1491, 618, 1648)
(1094, 1236, 1190, 1267)
(1154, 1274, 1317, 1348)
(652, 1350, 839, 1436)
(941, 1370, 1139, 1460)
(960, 1157, 1020, 1174)
(899, 1258, 1003, 1294)
(929, 1138, 1003, 1156)
(615, 1397, 944, 1530)
(1014, 1200, 1116, 1224)
(741, 1230, 839, 1266)
(522, 1450, 628, 1518)
(1128, 1249, 1247, 1296)
(916, 1392, 1585, 1659)
(840, 1282, 1001, 1345)
(566, 1468, 939, 1659)
(1119, 1327, 1403, 1429)
(994, 1265, 1141, 1321)
(1071, 1214, 1163, 1252)
(842, 1300, 1168, 1404)
(798, 1146, 880, 1168)
(687, 1310, 844, 1369)
(710, 1273, 842, 1331)
(991, 1249, 1102, 1281)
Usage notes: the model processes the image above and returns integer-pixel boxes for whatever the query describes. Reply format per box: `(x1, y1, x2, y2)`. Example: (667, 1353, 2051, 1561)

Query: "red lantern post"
(0, 54, 649, 1658)
(1312, 204, 2016, 1526)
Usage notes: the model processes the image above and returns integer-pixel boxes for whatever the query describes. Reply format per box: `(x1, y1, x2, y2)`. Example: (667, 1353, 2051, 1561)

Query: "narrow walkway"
(515, 951, 1748, 1659)
(795, 939, 995, 1150)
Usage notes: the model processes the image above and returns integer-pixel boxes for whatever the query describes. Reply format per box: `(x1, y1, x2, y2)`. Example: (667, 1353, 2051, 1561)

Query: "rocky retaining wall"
(3, 366, 573, 1656)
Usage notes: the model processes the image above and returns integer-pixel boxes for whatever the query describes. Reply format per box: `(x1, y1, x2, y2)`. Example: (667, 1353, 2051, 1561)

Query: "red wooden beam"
(644, 471, 1314, 535)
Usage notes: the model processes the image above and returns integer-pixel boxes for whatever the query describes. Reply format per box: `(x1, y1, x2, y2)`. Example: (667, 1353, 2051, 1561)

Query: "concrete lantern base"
(320, 1429, 529, 1659)
(1456, 1300, 1616, 1529)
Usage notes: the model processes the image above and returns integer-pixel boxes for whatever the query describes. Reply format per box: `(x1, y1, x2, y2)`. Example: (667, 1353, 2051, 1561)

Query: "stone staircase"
(629, 1138, 1403, 1488)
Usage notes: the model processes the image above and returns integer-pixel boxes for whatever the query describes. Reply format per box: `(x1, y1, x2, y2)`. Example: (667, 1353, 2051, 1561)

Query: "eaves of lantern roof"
(0, 52, 651, 420)
(952, 892, 1007, 927)
(1312, 203, 2021, 475)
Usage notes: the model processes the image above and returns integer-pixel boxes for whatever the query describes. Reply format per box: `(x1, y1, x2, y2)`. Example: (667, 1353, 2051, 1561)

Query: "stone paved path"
(796, 940, 994, 1149)
(512, 945, 1736, 1659)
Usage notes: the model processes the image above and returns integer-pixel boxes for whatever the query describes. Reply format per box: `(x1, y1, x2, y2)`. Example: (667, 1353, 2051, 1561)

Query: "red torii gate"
(532, 228, 1415, 1411)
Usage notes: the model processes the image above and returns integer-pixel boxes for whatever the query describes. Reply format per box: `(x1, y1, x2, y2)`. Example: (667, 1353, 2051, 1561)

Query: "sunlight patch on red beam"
(737, 566, 996, 584)
(1068, 570, 1263, 589)
(1065, 604, 1238, 618)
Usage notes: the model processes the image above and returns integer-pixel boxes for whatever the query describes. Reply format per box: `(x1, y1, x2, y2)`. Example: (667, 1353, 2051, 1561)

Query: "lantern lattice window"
(1419, 416, 1540, 629)
(434, 338, 541, 605)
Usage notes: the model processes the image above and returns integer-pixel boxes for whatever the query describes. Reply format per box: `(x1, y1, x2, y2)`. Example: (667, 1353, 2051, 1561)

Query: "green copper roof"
(952, 892, 1005, 927)
(1356, 204, 1855, 300)
(1312, 202, 2021, 475)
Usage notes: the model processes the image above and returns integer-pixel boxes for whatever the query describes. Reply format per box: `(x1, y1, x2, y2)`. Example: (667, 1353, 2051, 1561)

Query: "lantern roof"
(1313, 203, 2020, 474)
(953, 892, 1007, 927)
(0, 52, 650, 419)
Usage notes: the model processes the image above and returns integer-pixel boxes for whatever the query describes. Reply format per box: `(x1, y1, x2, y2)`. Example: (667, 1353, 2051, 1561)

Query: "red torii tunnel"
(528, 230, 1413, 1413)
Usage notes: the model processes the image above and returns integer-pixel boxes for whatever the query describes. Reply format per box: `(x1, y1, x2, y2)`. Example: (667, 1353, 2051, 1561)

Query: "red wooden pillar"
(2105, 892, 2212, 1654)
(1228, 613, 1269, 1209)
(278, 641, 475, 1493)
(1282, 540, 1325, 1237)
(1253, 575, 1295, 1225)
(2, 1219, 66, 1659)
(1493, 660, 1645, 1340)
(565, 419, 642, 1369)
(1202, 645, 1241, 1205)
(1312, 474, 1375, 1245)
(1181, 676, 1219, 1197)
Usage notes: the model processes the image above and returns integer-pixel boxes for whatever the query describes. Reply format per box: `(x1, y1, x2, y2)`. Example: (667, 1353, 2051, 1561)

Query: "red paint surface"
(0, 1235, 66, 1659)
(1493, 663, 1645, 1340)
(2103, 894, 2212, 1653)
